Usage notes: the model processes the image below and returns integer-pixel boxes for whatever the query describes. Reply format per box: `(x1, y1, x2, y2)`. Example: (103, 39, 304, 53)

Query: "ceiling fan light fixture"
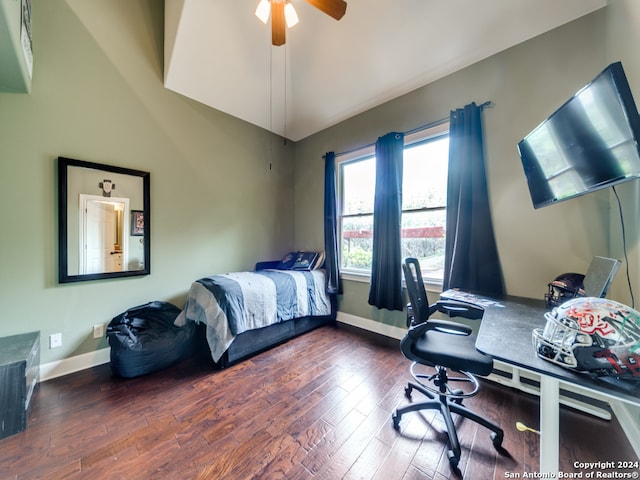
(257, 0, 347, 46)
(255, 0, 271, 24)
(284, 2, 299, 28)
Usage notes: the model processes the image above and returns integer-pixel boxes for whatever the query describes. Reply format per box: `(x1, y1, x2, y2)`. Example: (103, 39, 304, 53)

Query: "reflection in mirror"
(58, 157, 150, 283)
(79, 195, 129, 274)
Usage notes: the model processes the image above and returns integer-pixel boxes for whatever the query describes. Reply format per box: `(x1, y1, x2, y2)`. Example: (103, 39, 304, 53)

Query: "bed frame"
(194, 260, 336, 369)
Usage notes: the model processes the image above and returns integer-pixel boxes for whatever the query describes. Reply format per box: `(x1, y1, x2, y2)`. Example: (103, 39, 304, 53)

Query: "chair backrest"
(402, 258, 430, 325)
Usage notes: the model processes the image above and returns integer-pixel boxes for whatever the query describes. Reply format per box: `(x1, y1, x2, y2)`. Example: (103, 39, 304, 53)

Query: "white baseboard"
(39, 313, 399, 382)
(39, 314, 395, 382)
(40, 348, 111, 382)
(337, 311, 406, 340)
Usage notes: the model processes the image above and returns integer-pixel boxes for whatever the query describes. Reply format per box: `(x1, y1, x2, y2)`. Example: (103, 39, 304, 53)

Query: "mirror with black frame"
(58, 157, 150, 283)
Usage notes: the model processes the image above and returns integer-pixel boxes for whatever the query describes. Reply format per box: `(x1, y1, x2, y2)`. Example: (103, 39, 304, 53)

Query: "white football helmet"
(533, 297, 640, 379)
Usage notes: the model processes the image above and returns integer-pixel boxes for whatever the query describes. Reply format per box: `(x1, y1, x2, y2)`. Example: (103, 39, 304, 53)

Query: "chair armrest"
(431, 300, 484, 320)
(407, 318, 472, 339)
(428, 319, 473, 335)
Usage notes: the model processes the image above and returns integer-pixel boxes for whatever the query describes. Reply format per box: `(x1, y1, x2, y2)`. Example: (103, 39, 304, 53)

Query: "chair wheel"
(392, 412, 401, 430)
(491, 431, 503, 448)
(447, 450, 459, 467)
(404, 385, 413, 399)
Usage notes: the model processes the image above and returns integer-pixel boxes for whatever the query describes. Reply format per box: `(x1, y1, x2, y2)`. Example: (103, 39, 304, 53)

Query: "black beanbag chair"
(107, 301, 195, 378)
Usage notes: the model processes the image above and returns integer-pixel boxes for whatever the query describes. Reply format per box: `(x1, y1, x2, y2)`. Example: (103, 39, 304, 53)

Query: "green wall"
(2, 0, 640, 369)
(294, 5, 640, 328)
(0, 0, 295, 364)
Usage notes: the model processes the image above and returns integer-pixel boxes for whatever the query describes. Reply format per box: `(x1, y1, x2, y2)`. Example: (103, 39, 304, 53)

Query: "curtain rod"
(331, 100, 494, 159)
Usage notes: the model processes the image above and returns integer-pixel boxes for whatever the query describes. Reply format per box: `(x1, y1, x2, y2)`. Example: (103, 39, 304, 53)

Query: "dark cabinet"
(0, 331, 40, 439)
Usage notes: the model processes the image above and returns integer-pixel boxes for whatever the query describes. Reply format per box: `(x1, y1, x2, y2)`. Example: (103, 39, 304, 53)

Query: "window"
(338, 123, 449, 284)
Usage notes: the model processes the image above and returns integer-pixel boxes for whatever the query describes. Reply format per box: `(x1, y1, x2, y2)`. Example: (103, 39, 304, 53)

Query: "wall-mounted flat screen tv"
(517, 61, 640, 209)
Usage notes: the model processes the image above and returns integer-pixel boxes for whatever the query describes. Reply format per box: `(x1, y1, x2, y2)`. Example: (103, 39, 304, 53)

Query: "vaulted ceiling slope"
(164, 0, 607, 142)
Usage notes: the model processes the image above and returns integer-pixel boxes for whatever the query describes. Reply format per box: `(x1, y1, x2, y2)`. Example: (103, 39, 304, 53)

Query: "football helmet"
(545, 272, 586, 309)
(533, 297, 640, 379)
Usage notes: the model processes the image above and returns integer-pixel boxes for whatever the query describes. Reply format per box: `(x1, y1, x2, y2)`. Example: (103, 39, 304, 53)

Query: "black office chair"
(392, 257, 504, 467)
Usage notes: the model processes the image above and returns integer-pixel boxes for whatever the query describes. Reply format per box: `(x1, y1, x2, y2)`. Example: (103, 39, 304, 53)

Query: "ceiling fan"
(255, 0, 347, 46)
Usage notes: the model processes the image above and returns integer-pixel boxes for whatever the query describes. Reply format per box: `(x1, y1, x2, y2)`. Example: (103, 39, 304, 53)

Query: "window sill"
(340, 272, 444, 295)
(341, 271, 370, 283)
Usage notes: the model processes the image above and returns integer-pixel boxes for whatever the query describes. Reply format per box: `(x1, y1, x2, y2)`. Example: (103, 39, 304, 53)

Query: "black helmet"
(545, 272, 585, 309)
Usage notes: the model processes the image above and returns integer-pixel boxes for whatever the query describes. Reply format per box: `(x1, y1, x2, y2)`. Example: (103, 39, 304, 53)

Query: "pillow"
(312, 251, 326, 270)
(277, 251, 325, 271)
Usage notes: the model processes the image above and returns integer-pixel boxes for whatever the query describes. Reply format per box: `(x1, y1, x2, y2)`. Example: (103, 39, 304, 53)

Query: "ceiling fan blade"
(272, 1, 286, 46)
(305, 0, 347, 20)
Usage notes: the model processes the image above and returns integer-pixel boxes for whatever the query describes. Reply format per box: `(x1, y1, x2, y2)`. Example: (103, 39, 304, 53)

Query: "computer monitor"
(583, 256, 621, 298)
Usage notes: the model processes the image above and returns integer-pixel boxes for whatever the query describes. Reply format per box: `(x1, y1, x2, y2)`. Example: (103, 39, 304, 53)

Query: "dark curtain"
(324, 152, 342, 295)
(368, 132, 404, 311)
(443, 102, 505, 298)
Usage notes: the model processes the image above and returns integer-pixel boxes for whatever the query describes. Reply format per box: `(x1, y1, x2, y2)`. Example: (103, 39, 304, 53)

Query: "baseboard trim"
(336, 312, 405, 340)
(40, 348, 111, 382)
(39, 314, 398, 382)
(40, 313, 400, 382)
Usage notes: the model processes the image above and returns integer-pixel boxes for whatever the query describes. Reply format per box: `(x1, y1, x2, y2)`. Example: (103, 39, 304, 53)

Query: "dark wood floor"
(1, 324, 637, 479)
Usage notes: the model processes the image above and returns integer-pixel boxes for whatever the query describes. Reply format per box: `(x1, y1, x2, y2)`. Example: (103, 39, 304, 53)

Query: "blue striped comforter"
(175, 269, 331, 362)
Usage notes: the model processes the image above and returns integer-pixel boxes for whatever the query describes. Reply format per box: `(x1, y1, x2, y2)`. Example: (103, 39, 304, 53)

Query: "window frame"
(336, 122, 450, 286)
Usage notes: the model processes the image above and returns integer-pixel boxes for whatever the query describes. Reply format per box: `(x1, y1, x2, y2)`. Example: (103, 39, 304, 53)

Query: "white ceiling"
(164, 0, 607, 142)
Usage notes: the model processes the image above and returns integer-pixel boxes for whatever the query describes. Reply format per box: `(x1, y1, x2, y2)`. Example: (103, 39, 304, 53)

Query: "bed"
(175, 258, 335, 368)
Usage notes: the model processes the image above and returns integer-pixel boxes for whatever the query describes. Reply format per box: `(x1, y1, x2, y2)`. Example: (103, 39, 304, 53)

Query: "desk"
(443, 292, 640, 473)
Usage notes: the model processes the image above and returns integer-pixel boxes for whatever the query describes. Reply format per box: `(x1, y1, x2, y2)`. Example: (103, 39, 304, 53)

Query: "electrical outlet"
(93, 323, 105, 339)
(49, 333, 62, 349)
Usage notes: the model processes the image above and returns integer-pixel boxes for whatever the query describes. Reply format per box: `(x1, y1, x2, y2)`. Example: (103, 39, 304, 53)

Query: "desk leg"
(539, 375, 560, 474)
